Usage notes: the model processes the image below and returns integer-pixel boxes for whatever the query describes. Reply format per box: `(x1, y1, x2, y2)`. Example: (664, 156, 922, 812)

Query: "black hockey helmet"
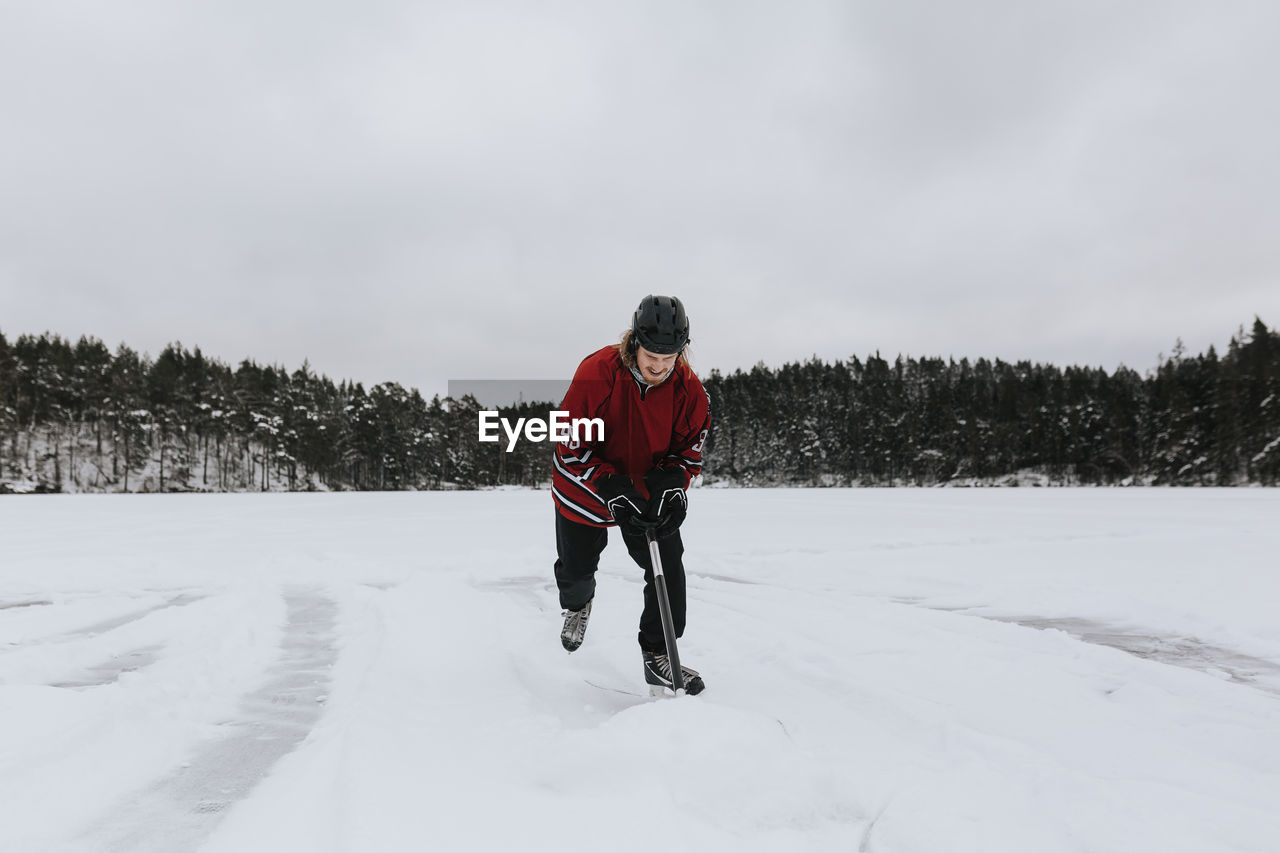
(632, 295, 690, 355)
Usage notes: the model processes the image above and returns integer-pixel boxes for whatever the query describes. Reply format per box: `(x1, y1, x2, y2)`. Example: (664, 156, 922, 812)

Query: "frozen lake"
(2, 489, 1278, 852)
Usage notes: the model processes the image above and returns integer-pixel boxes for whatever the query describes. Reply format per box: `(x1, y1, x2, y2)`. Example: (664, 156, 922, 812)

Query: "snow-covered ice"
(1, 489, 1278, 852)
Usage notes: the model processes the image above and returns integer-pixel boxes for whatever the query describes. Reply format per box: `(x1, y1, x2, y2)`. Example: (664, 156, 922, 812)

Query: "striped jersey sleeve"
(550, 359, 618, 526)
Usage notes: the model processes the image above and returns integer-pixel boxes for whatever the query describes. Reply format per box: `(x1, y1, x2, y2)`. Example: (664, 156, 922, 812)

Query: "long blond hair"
(616, 329, 692, 371)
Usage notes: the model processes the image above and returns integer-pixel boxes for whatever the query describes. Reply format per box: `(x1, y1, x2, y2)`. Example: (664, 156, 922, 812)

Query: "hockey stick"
(645, 526, 685, 695)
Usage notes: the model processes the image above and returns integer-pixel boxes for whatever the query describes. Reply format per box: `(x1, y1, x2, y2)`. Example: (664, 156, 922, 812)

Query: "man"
(551, 295, 711, 695)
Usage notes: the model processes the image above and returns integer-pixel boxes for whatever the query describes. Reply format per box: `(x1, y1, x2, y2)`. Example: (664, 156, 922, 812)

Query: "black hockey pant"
(553, 511, 686, 654)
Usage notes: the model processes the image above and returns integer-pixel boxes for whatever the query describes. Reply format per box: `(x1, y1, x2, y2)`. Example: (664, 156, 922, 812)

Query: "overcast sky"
(3, 0, 1278, 400)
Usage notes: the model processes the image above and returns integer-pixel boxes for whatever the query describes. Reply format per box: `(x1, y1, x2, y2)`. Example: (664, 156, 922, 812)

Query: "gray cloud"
(2, 1, 1278, 399)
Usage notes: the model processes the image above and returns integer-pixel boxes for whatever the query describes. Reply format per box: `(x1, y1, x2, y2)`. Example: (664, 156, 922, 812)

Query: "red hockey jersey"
(552, 345, 711, 527)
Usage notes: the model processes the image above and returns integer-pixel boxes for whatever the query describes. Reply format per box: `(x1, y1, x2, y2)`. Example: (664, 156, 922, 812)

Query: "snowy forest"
(1, 318, 1277, 493)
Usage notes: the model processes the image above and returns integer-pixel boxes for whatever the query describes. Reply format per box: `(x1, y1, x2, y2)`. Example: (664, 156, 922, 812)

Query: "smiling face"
(636, 345, 679, 385)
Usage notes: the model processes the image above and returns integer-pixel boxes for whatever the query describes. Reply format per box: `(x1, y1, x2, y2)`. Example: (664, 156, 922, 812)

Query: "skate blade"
(647, 684, 688, 698)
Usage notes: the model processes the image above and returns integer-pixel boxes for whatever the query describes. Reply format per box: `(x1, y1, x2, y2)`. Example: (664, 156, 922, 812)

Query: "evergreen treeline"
(0, 334, 551, 493)
(1, 319, 1277, 492)
(704, 318, 1280, 487)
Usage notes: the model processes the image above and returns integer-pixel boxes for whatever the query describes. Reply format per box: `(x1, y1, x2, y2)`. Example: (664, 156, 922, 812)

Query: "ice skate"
(560, 600, 592, 652)
(642, 649, 704, 696)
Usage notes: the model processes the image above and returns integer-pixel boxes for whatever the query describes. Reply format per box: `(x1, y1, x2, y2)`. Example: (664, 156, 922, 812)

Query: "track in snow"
(84, 587, 337, 852)
(0, 598, 54, 610)
(899, 597, 1280, 698)
(51, 644, 164, 689)
(992, 614, 1280, 697)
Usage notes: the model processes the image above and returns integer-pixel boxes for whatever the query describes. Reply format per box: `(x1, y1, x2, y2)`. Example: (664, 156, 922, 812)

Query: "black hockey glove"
(596, 473, 649, 534)
(644, 466, 687, 539)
